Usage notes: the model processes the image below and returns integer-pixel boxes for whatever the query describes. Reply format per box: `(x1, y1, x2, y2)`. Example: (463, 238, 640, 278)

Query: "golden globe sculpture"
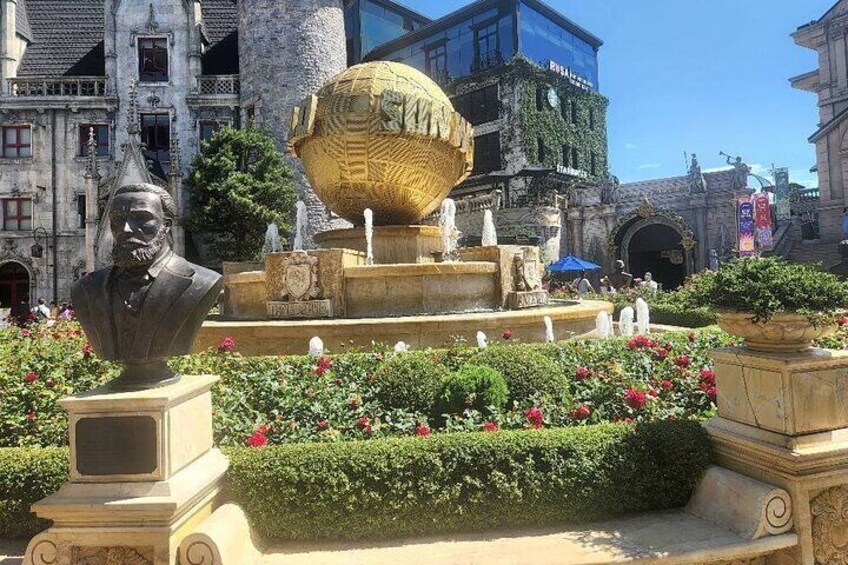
(288, 61, 474, 226)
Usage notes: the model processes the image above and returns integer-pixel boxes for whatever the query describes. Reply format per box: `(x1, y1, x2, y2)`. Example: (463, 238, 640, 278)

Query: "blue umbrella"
(547, 255, 602, 272)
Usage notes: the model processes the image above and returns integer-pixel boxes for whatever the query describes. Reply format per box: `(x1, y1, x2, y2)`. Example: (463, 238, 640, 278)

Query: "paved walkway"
(0, 539, 24, 565)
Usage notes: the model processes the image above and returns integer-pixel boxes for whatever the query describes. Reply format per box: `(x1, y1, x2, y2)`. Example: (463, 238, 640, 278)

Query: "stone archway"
(621, 220, 688, 290)
(0, 260, 31, 316)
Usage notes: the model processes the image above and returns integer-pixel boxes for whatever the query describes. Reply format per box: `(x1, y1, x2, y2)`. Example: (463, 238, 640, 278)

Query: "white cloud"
(638, 163, 661, 170)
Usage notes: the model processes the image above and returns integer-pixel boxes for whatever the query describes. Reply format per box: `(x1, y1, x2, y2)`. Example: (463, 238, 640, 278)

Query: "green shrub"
(437, 365, 508, 416)
(686, 257, 848, 325)
(372, 352, 450, 414)
(470, 345, 565, 403)
(227, 420, 711, 541)
(650, 303, 717, 328)
(0, 447, 68, 537)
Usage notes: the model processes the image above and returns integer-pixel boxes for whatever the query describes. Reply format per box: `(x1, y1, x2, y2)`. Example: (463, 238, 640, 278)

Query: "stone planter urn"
(717, 311, 837, 352)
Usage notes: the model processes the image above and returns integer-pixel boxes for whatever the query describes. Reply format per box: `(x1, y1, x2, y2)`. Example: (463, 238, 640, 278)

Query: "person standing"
(572, 270, 595, 297)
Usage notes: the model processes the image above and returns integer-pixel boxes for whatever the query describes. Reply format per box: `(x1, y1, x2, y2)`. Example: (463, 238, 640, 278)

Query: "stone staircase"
(786, 238, 842, 269)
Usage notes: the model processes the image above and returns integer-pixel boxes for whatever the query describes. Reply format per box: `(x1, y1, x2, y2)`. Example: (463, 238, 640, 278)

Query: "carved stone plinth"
(268, 299, 333, 319)
(507, 290, 549, 310)
(24, 376, 227, 565)
(706, 347, 848, 564)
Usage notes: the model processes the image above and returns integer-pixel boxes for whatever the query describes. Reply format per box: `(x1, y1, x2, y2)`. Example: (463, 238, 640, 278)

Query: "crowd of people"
(570, 260, 659, 297)
(1, 297, 75, 327)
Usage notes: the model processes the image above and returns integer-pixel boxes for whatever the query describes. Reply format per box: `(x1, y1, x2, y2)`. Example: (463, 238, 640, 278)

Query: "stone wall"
(238, 0, 350, 245)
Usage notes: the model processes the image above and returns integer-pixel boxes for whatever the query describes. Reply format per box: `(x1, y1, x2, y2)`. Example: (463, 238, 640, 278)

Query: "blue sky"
(402, 0, 833, 186)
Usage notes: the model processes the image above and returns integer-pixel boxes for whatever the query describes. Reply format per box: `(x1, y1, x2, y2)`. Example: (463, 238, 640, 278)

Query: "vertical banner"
(737, 196, 756, 256)
(774, 167, 790, 221)
(753, 193, 774, 251)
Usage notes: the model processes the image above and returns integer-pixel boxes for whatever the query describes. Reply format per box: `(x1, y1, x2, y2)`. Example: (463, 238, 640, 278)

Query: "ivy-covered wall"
(514, 58, 609, 182)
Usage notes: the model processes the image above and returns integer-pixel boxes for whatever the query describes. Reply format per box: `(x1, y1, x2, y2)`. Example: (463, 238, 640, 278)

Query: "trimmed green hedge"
(0, 447, 68, 538)
(227, 420, 711, 541)
(649, 304, 718, 328)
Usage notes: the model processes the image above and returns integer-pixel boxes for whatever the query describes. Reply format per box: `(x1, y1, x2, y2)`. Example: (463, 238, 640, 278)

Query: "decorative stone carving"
(636, 197, 656, 218)
(513, 253, 531, 292)
(279, 251, 322, 302)
(25, 536, 57, 565)
(811, 485, 848, 564)
(681, 234, 697, 252)
(73, 545, 153, 564)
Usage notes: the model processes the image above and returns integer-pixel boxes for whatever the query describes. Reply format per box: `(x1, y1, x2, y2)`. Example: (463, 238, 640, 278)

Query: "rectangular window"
(591, 152, 597, 176)
(474, 22, 500, 71)
(2, 126, 31, 158)
(199, 120, 225, 144)
(2, 198, 32, 231)
(572, 147, 579, 170)
(451, 84, 498, 126)
(77, 194, 86, 229)
(138, 37, 169, 82)
(140, 113, 170, 166)
(561, 145, 570, 168)
(571, 101, 578, 125)
(536, 87, 544, 111)
(425, 43, 448, 83)
(472, 132, 501, 175)
(589, 107, 596, 130)
(537, 137, 546, 164)
(78, 124, 109, 157)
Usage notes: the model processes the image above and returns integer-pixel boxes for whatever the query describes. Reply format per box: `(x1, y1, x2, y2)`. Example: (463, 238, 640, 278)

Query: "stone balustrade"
(6, 76, 107, 97)
(197, 75, 241, 96)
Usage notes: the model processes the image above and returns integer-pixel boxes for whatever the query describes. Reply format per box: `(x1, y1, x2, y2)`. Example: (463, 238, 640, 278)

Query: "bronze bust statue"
(607, 259, 633, 290)
(72, 183, 223, 390)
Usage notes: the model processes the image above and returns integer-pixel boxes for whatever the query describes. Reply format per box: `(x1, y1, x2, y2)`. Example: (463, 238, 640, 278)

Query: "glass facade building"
(345, 0, 431, 67)
(360, 0, 602, 90)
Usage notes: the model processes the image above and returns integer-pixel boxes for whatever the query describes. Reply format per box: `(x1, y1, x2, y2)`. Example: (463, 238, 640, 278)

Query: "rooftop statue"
(688, 153, 707, 193)
(720, 151, 750, 190)
(71, 183, 223, 390)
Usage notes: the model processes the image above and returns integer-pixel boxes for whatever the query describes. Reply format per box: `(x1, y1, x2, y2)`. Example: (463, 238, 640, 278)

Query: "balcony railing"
(197, 75, 240, 96)
(7, 76, 107, 97)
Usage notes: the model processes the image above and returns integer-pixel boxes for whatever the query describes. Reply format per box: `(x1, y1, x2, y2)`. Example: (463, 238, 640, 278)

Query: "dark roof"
(16, 0, 33, 42)
(201, 0, 239, 74)
(18, 0, 104, 76)
(370, 0, 431, 25)
(17, 0, 239, 77)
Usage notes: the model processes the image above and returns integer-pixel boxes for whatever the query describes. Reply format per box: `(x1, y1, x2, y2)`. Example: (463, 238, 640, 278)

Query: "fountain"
(293, 201, 308, 252)
(263, 223, 282, 254)
(619, 307, 635, 337)
(481, 210, 497, 247)
(308, 336, 324, 356)
(394, 341, 410, 352)
(544, 316, 555, 343)
(476, 331, 489, 348)
(595, 311, 612, 339)
(635, 298, 650, 335)
(200, 62, 612, 355)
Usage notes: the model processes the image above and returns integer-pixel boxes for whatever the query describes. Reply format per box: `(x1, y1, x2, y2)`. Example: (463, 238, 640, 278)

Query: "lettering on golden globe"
(288, 90, 474, 157)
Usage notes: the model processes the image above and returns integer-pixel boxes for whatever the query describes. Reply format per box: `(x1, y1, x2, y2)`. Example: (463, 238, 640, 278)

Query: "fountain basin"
(194, 300, 613, 356)
(315, 225, 443, 264)
(344, 262, 497, 318)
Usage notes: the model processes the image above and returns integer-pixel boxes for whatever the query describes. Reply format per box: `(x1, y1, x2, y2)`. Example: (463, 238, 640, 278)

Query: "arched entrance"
(624, 223, 686, 290)
(0, 261, 30, 316)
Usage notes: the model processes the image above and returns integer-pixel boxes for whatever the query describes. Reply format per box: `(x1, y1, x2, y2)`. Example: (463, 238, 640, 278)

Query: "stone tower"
(238, 0, 350, 246)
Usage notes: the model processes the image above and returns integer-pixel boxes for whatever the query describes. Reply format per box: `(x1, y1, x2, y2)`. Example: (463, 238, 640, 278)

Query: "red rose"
(82, 342, 94, 358)
(571, 405, 591, 421)
(625, 387, 646, 410)
(416, 424, 431, 437)
(502, 328, 514, 340)
(526, 406, 544, 429)
(316, 420, 329, 431)
(218, 336, 235, 351)
(648, 388, 658, 397)
(256, 424, 270, 435)
(24, 372, 38, 383)
(26, 410, 36, 422)
(654, 348, 669, 360)
(51, 332, 61, 340)
(315, 356, 332, 375)
(627, 335, 656, 350)
(706, 386, 717, 402)
(840, 315, 848, 327)
(245, 431, 268, 447)
(574, 366, 591, 381)
(663, 342, 673, 351)
(673, 355, 691, 368)
(699, 368, 716, 385)
(21, 328, 30, 337)
(357, 416, 370, 430)
(661, 379, 673, 390)
(483, 421, 499, 432)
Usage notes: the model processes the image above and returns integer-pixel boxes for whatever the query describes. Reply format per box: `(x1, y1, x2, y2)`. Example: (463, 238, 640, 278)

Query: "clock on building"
(546, 87, 559, 109)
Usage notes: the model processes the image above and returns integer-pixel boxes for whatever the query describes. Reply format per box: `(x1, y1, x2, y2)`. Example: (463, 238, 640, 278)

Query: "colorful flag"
(753, 193, 773, 251)
(738, 196, 755, 256)
(774, 168, 790, 221)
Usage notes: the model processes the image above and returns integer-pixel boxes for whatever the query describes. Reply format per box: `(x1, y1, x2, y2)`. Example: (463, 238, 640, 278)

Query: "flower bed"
(0, 320, 731, 448)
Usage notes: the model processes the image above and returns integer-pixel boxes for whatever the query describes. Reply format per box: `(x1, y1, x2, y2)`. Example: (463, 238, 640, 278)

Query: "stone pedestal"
(314, 225, 442, 264)
(706, 347, 848, 564)
(24, 375, 227, 565)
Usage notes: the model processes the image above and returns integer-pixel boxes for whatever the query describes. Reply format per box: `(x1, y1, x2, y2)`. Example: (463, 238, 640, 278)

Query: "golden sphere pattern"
(288, 62, 474, 226)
